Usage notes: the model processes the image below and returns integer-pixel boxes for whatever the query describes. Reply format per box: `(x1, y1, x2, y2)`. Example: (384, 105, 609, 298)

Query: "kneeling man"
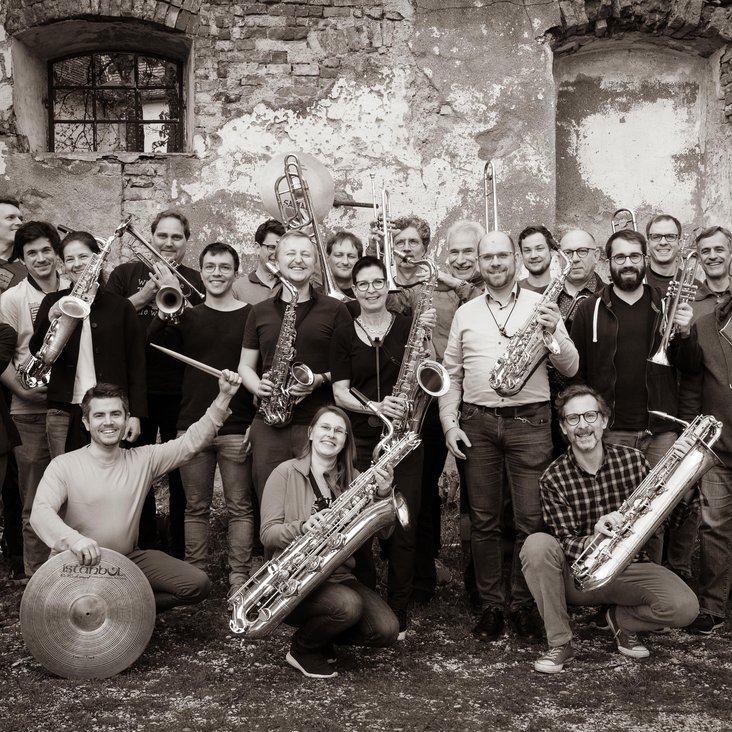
(30, 371, 242, 611)
(521, 384, 698, 673)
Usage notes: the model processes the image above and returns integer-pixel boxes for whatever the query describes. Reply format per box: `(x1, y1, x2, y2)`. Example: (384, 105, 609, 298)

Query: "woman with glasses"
(29, 231, 147, 457)
(260, 405, 398, 679)
(330, 255, 434, 639)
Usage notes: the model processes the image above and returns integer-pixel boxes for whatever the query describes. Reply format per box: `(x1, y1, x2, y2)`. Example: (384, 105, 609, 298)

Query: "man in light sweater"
(30, 371, 242, 611)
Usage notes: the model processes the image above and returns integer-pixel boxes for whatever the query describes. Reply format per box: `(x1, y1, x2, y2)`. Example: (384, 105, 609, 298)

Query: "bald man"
(558, 230, 606, 325)
(439, 231, 578, 642)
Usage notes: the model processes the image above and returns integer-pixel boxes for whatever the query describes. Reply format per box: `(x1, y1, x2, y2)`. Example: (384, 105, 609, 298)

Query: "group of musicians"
(0, 191, 731, 679)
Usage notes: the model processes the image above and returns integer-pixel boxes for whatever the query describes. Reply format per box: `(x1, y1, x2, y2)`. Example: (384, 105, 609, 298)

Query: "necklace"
(356, 313, 393, 339)
(485, 292, 518, 338)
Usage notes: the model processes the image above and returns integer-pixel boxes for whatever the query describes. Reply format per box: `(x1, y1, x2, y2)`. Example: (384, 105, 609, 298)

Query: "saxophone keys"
(328, 534, 346, 549)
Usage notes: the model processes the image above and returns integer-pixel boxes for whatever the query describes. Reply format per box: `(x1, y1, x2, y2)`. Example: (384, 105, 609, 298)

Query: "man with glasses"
(557, 230, 605, 329)
(440, 231, 578, 642)
(233, 219, 285, 305)
(521, 384, 698, 673)
(107, 209, 204, 558)
(149, 242, 255, 599)
(570, 230, 699, 574)
(644, 214, 701, 295)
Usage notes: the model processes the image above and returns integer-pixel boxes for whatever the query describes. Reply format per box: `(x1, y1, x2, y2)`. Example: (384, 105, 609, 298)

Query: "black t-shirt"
(149, 303, 255, 434)
(107, 261, 204, 394)
(242, 289, 352, 425)
(611, 288, 655, 430)
(330, 314, 411, 440)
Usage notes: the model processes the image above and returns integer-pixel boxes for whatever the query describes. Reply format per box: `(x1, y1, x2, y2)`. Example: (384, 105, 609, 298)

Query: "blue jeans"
(12, 413, 51, 574)
(177, 431, 253, 586)
(605, 430, 686, 565)
(697, 465, 732, 618)
(461, 402, 552, 611)
(286, 579, 399, 652)
(521, 533, 699, 647)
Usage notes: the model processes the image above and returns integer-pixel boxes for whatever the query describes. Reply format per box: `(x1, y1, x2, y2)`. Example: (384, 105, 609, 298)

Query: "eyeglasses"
(611, 253, 644, 265)
(316, 423, 348, 437)
(354, 279, 387, 292)
(563, 247, 595, 260)
(648, 233, 679, 243)
(202, 263, 235, 274)
(563, 410, 600, 426)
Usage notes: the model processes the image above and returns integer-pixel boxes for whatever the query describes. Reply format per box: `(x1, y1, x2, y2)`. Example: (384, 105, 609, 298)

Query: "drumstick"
(150, 344, 223, 378)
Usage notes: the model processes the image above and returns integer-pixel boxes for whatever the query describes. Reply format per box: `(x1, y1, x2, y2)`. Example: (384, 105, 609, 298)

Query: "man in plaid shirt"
(520, 384, 699, 674)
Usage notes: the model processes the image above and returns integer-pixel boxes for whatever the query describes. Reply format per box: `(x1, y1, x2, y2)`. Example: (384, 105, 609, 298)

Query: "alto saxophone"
(488, 251, 572, 397)
(257, 263, 314, 428)
(229, 418, 421, 637)
(571, 412, 722, 592)
(19, 218, 130, 389)
(387, 257, 449, 441)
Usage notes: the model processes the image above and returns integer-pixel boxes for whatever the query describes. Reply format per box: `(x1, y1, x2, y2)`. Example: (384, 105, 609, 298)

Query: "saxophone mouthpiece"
(648, 411, 690, 429)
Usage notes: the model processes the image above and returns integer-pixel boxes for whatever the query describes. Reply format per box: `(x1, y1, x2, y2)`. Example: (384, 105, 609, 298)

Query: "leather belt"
(463, 401, 549, 418)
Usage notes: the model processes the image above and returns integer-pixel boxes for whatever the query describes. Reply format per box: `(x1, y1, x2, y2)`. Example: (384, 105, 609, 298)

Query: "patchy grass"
(2, 473, 731, 732)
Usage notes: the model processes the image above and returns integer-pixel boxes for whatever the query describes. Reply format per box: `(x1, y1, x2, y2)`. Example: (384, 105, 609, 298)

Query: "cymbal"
(20, 548, 156, 679)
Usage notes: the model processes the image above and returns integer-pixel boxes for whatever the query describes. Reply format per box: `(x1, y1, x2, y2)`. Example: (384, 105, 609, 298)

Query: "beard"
(610, 263, 645, 291)
(525, 259, 551, 276)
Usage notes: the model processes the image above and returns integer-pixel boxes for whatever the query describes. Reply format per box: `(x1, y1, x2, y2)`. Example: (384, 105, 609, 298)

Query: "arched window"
(49, 52, 183, 153)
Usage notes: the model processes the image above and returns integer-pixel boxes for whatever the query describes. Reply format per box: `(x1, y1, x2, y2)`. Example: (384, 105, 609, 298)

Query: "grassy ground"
(2, 473, 731, 732)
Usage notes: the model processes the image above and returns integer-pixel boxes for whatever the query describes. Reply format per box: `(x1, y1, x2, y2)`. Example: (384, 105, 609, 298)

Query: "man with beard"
(518, 226, 557, 294)
(440, 231, 578, 641)
(570, 229, 699, 499)
(521, 384, 698, 673)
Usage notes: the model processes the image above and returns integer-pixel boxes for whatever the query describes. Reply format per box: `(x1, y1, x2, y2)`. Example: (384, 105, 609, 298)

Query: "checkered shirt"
(539, 442, 650, 564)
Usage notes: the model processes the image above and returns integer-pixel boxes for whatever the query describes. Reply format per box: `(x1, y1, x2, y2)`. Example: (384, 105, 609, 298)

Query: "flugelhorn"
(648, 246, 698, 366)
(484, 160, 498, 231)
(256, 152, 347, 301)
(611, 208, 637, 233)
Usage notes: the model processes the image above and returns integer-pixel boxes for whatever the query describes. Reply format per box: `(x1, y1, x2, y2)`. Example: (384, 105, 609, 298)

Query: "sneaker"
(472, 606, 505, 642)
(395, 609, 408, 641)
(286, 648, 337, 679)
(534, 642, 575, 674)
(686, 613, 725, 636)
(605, 607, 650, 659)
(435, 559, 452, 586)
(584, 605, 609, 629)
(509, 604, 540, 640)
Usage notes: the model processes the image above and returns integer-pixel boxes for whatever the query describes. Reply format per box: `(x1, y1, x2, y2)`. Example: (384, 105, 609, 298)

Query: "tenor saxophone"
(257, 263, 314, 427)
(488, 250, 572, 397)
(19, 218, 130, 389)
(571, 412, 722, 591)
(229, 423, 421, 637)
(387, 256, 449, 441)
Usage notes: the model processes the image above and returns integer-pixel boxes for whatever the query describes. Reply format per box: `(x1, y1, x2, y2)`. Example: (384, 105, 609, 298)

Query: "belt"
(463, 401, 549, 418)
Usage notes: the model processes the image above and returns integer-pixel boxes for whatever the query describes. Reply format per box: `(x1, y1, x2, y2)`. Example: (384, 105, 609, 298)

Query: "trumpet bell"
(58, 296, 91, 320)
(255, 152, 335, 224)
(156, 285, 185, 316)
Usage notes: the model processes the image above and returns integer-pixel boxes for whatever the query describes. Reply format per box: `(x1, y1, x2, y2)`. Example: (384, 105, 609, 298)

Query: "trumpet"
(124, 222, 204, 321)
(484, 160, 498, 231)
(611, 208, 637, 233)
(648, 247, 698, 366)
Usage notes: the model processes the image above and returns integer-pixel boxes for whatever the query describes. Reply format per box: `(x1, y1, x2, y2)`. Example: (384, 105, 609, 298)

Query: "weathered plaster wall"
(555, 42, 706, 240)
(1, 0, 732, 272)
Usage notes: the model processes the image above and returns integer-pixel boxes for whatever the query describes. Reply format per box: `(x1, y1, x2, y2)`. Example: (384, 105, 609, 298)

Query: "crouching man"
(30, 371, 242, 611)
(521, 384, 698, 673)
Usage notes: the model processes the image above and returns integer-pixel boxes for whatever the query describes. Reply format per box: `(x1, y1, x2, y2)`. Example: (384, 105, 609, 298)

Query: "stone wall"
(1, 0, 732, 269)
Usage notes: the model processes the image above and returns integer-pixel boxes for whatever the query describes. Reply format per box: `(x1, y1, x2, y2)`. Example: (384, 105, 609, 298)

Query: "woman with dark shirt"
(330, 256, 434, 640)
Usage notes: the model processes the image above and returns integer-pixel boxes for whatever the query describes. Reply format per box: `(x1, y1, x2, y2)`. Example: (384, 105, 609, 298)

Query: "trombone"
(611, 208, 637, 233)
(484, 160, 498, 231)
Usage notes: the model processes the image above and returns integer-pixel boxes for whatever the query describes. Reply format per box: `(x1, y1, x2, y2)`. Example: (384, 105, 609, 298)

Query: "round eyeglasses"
(611, 253, 644, 265)
(563, 410, 600, 426)
(354, 279, 387, 293)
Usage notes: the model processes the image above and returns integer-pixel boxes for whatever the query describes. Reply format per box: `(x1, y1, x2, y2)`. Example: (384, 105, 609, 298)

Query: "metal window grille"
(49, 52, 183, 153)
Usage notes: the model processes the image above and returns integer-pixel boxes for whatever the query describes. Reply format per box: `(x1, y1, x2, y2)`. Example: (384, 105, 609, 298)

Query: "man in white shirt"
(31, 371, 242, 610)
(440, 230, 578, 642)
(0, 221, 69, 577)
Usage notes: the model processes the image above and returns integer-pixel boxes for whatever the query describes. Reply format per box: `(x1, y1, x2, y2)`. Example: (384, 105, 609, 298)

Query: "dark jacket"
(678, 302, 732, 467)
(570, 283, 700, 433)
(29, 289, 147, 417)
(0, 323, 20, 454)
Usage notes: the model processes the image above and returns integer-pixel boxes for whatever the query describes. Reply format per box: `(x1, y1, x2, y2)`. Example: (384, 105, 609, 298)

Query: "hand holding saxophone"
(535, 302, 562, 335)
(671, 301, 693, 337)
(376, 395, 408, 421)
(594, 511, 624, 538)
(255, 375, 275, 399)
(303, 509, 332, 533)
(417, 306, 437, 333)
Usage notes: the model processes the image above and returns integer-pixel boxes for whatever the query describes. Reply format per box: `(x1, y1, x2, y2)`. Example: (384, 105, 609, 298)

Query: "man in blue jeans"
(440, 230, 578, 641)
(522, 384, 699, 673)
